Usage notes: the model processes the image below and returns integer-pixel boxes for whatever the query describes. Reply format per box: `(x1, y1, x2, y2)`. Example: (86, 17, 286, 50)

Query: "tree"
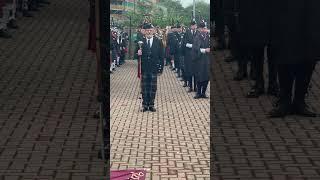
(185, 1, 210, 25)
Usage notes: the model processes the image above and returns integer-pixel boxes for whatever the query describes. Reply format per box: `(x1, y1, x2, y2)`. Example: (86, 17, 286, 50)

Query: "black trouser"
(251, 46, 265, 88)
(196, 81, 209, 95)
(174, 54, 180, 69)
(215, 13, 225, 47)
(180, 56, 185, 79)
(120, 53, 125, 64)
(266, 47, 278, 88)
(187, 76, 192, 88)
(277, 63, 315, 105)
(165, 47, 170, 65)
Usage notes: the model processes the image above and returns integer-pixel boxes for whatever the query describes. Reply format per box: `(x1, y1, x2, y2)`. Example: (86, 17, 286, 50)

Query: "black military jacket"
(138, 37, 164, 74)
(269, 0, 320, 64)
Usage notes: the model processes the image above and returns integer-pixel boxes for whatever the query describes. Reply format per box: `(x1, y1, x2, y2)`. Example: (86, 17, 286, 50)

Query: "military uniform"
(0, 0, 11, 38)
(234, 0, 278, 98)
(170, 25, 183, 77)
(268, 0, 320, 117)
(212, 0, 224, 49)
(119, 34, 127, 65)
(183, 21, 198, 92)
(166, 29, 174, 68)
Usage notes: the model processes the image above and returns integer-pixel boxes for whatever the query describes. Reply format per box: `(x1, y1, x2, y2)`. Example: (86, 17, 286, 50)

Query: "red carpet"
(111, 169, 147, 180)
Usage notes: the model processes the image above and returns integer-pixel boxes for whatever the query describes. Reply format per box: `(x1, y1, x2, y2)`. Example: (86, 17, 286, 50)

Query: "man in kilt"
(137, 23, 164, 112)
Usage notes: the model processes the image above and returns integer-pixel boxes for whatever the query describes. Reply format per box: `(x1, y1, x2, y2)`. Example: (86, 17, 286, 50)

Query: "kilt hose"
(141, 73, 157, 108)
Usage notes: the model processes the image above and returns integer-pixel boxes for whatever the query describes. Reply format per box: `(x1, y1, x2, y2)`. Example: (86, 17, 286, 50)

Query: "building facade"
(110, 0, 156, 22)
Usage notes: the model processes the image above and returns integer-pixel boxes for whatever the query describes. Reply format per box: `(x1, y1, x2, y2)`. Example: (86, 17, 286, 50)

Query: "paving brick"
(110, 61, 210, 178)
(0, 0, 105, 179)
(212, 50, 320, 179)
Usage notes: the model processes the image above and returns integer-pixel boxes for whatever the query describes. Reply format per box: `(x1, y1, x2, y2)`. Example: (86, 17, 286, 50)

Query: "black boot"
(7, 19, 19, 29)
(183, 81, 187, 87)
(267, 83, 279, 97)
(188, 79, 193, 92)
(292, 101, 317, 117)
(0, 29, 12, 38)
(201, 81, 209, 98)
(149, 106, 156, 112)
(268, 99, 291, 118)
(194, 83, 202, 99)
(234, 61, 248, 81)
(23, 11, 33, 17)
(247, 83, 265, 98)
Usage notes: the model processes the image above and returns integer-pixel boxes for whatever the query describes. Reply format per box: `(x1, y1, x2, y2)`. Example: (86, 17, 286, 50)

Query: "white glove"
(200, 48, 206, 54)
(186, 43, 193, 48)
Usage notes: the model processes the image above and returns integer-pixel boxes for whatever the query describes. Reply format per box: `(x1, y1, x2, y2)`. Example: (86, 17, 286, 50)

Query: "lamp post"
(96, 0, 109, 177)
(193, 0, 195, 20)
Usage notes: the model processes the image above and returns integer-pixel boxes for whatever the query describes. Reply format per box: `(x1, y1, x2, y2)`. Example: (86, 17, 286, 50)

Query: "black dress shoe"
(201, 94, 209, 98)
(267, 87, 279, 97)
(187, 88, 193, 93)
(93, 110, 100, 119)
(292, 104, 317, 117)
(23, 11, 33, 17)
(183, 82, 187, 87)
(7, 20, 19, 29)
(233, 72, 247, 81)
(268, 100, 290, 118)
(149, 107, 156, 112)
(247, 88, 264, 98)
(29, 7, 40, 11)
(224, 54, 234, 62)
(194, 94, 201, 99)
(0, 29, 12, 38)
(142, 107, 148, 112)
(268, 107, 289, 118)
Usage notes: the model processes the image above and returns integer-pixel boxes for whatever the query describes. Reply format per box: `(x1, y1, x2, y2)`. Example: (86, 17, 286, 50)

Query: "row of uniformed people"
(166, 20, 210, 99)
(213, 0, 320, 118)
(0, 0, 50, 38)
(110, 27, 128, 73)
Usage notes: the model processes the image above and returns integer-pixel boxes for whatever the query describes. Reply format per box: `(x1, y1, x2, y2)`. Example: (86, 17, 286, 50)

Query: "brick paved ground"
(0, 0, 106, 179)
(211, 50, 320, 180)
(110, 61, 210, 179)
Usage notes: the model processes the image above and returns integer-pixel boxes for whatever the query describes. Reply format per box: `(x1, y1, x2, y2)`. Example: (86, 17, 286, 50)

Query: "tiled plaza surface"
(110, 61, 210, 179)
(212, 50, 320, 180)
(0, 0, 106, 179)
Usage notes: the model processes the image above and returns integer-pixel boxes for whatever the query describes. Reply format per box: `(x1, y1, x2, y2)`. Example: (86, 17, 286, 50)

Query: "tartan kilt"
(141, 73, 157, 105)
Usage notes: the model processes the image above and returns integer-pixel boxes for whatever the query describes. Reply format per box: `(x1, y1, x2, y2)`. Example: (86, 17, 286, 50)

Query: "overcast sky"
(180, 0, 210, 8)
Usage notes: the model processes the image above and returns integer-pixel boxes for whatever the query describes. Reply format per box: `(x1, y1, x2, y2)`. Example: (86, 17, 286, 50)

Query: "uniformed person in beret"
(136, 23, 164, 112)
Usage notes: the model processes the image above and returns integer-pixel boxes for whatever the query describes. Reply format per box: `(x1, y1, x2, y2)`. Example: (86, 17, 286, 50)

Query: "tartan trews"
(141, 73, 157, 108)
